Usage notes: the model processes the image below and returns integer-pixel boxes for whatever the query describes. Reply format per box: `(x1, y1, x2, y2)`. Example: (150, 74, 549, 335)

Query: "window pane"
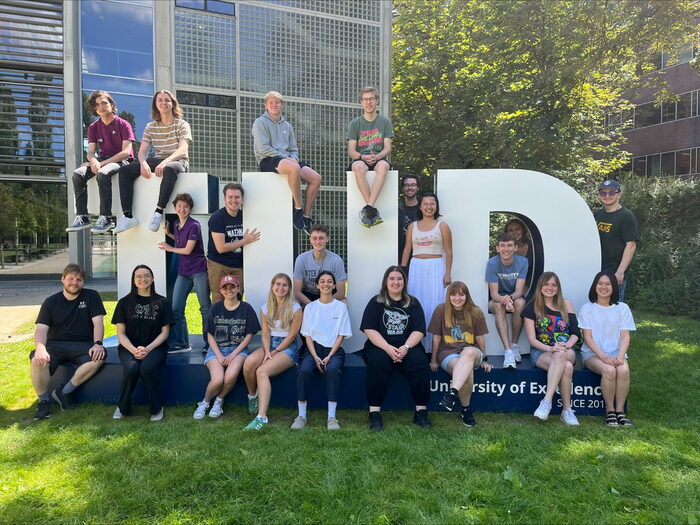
(677, 92, 692, 119)
(635, 102, 660, 128)
(660, 152, 675, 177)
(649, 154, 661, 177)
(676, 149, 691, 175)
(176, 0, 205, 8)
(632, 157, 647, 177)
(661, 101, 676, 123)
(208, 0, 234, 15)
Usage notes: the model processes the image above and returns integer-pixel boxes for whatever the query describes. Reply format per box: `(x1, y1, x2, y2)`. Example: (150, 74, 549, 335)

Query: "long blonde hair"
(265, 273, 295, 330)
(533, 271, 568, 319)
(443, 281, 483, 330)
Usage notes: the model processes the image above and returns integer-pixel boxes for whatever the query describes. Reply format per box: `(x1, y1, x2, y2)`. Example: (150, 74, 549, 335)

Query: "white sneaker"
(503, 349, 517, 369)
(560, 409, 580, 426)
(209, 398, 224, 418)
(113, 215, 139, 233)
(327, 417, 340, 430)
(150, 408, 164, 421)
(511, 343, 522, 363)
(291, 416, 307, 429)
(147, 211, 163, 232)
(112, 407, 123, 420)
(534, 399, 552, 420)
(193, 400, 209, 420)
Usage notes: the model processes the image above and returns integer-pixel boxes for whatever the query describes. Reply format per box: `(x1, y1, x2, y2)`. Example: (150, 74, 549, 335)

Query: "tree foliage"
(392, 0, 699, 183)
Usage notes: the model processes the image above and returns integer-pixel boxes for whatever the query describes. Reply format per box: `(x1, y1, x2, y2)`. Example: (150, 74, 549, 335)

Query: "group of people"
(43, 86, 640, 430)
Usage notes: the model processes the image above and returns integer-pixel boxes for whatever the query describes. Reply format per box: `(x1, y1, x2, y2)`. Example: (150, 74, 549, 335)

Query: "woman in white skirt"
(401, 192, 453, 353)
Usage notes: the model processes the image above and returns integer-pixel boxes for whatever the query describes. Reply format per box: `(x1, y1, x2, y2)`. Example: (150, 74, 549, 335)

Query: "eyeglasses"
(360, 97, 377, 102)
(598, 190, 619, 197)
(403, 183, 418, 187)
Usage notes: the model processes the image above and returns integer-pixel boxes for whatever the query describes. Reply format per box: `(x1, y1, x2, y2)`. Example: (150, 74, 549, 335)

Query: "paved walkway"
(0, 279, 116, 340)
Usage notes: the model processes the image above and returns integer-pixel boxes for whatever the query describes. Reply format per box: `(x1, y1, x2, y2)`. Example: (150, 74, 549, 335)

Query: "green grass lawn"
(1, 294, 698, 524)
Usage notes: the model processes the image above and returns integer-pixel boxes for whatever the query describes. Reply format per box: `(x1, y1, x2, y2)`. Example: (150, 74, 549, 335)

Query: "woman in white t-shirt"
(291, 271, 352, 431)
(242, 273, 302, 430)
(578, 271, 636, 427)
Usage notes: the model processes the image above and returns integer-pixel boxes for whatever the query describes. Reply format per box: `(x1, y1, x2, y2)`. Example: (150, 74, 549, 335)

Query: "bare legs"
(276, 159, 322, 217)
(584, 356, 630, 413)
(534, 349, 576, 410)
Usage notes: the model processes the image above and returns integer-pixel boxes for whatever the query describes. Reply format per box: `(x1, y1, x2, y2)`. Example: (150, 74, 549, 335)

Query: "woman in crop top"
(400, 192, 453, 354)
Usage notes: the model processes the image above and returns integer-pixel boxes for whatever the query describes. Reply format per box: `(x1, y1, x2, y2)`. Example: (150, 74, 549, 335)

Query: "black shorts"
(29, 341, 101, 376)
(347, 158, 391, 172)
(259, 156, 310, 173)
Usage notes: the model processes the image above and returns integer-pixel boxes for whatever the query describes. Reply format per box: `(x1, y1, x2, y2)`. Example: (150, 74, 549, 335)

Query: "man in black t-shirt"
(29, 264, 107, 420)
(398, 175, 420, 264)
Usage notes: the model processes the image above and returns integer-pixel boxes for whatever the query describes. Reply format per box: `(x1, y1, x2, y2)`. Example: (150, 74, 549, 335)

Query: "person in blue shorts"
(193, 275, 261, 420)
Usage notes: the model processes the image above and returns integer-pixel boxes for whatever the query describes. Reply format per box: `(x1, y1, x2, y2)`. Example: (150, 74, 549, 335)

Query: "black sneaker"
(52, 386, 75, 411)
(33, 400, 52, 420)
(371, 207, 383, 226)
(413, 409, 432, 428)
(439, 391, 459, 412)
(293, 207, 305, 230)
(461, 406, 477, 427)
(302, 215, 313, 236)
(369, 411, 383, 431)
(359, 205, 374, 228)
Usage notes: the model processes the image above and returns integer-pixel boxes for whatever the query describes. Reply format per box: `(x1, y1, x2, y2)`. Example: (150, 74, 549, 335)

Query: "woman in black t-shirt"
(112, 264, 173, 421)
(360, 265, 431, 431)
(521, 271, 580, 426)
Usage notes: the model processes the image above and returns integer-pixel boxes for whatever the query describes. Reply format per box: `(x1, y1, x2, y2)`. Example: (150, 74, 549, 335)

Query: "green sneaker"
(247, 393, 259, 414)
(244, 416, 268, 431)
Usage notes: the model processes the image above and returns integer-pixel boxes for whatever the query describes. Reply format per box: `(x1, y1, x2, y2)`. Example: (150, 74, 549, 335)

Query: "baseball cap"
(598, 179, 621, 191)
(219, 275, 239, 288)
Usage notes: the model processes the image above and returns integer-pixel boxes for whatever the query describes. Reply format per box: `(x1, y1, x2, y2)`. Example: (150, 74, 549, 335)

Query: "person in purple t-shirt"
(158, 193, 210, 352)
(67, 90, 135, 234)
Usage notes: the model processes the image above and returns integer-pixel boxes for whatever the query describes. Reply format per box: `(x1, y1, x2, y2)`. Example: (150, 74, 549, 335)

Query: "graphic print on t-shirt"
(535, 314, 570, 346)
(383, 308, 408, 336)
(134, 302, 159, 320)
(225, 223, 243, 253)
(212, 314, 247, 345)
(447, 324, 475, 345)
(358, 127, 382, 151)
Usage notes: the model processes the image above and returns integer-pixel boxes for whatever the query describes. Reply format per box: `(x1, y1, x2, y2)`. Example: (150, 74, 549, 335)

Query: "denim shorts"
(440, 347, 483, 372)
(272, 336, 299, 365)
(204, 345, 251, 365)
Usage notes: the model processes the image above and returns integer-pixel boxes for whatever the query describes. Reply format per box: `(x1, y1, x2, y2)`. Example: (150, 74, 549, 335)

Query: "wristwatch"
(94, 340, 103, 346)
(402, 344, 411, 351)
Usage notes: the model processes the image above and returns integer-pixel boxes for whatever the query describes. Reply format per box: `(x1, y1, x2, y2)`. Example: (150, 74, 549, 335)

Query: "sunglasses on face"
(598, 190, 619, 197)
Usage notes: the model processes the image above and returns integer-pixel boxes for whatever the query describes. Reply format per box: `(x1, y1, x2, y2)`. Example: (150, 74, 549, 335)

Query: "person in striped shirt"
(114, 90, 192, 234)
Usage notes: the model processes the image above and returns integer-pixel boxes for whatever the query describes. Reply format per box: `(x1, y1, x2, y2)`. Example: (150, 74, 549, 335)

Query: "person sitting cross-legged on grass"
(578, 271, 636, 427)
(361, 265, 432, 431)
(112, 265, 173, 421)
(242, 273, 302, 430)
(291, 271, 352, 431)
(521, 271, 580, 426)
(429, 281, 493, 427)
(193, 275, 261, 420)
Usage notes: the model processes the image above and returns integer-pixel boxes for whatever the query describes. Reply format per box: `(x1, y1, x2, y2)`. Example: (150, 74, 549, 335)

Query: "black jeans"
(297, 344, 345, 402)
(364, 345, 430, 407)
(72, 158, 126, 216)
(118, 158, 186, 212)
(117, 347, 166, 415)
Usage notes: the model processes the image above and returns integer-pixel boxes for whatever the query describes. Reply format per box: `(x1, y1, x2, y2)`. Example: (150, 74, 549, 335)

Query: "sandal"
(616, 412, 633, 427)
(605, 411, 619, 426)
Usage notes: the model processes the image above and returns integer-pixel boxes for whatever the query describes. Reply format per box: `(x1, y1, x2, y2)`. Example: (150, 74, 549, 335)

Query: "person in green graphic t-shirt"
(347, 86, 395, 228)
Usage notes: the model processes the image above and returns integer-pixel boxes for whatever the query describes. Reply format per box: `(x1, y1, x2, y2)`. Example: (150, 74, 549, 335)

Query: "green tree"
(392, 0, 699, 184)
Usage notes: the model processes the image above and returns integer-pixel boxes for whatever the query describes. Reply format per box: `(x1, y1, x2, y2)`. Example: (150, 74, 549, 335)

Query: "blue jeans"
(297, 344, 345, 402)
(169, 271, 211, 348)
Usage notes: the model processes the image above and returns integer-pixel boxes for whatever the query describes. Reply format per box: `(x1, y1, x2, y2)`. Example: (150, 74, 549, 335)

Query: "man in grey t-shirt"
(293, 224, 347, 306)
(485, 233, 528, 369)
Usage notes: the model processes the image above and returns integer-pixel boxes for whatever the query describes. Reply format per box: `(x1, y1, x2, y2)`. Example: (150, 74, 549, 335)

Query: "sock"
(39, 392, 50, 402)
(62, 380, 77, 395)
(461, 405, 470, 413)
(448, 387, 459, 398)
(257, 415, 268, 423)
(154, 208, 162, 215)
(124, 211, 133, 218)
(294, 206, 302, 211)
(215, 396, 224, 404)
(328, 401, 337, 419)
(298, 402, 307, 418)
(248, 393, 257, 400)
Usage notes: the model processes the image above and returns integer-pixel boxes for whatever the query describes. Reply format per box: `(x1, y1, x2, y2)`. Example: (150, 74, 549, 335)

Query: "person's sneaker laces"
(51, 386, 74, 411)
(66, 215, 91, 232)
(150, 408, 164, 421)
(113, 215, 139, 233)
(147, 211, 163, 232)
(112, 407, 123, 420)
(503, 349, 517, 369)
(292, 207, 305, 230)
(91, 215, 114, 234)
(413, 409, 432, 428)
(209, 398, 224, 418)
(534, 399, 552, 420)
(359, 205, 374, 228)
(439, 391, 459, 412)
(248, 393, 258, 415)
(193, 400, 209, 420)
(327, 417, 340, 430)
(560, 409, 580, 426)
(290, 416, 307, 429)
(461, 406, 477, 427)
(244, 416, 268, 431)
(33, 400, 52, 420)
(511, 343, 522, 363)
(368, 411, 383, 431)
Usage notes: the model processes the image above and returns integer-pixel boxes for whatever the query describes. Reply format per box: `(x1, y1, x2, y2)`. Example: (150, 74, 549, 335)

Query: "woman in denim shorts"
(242, 273, 302, 430)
